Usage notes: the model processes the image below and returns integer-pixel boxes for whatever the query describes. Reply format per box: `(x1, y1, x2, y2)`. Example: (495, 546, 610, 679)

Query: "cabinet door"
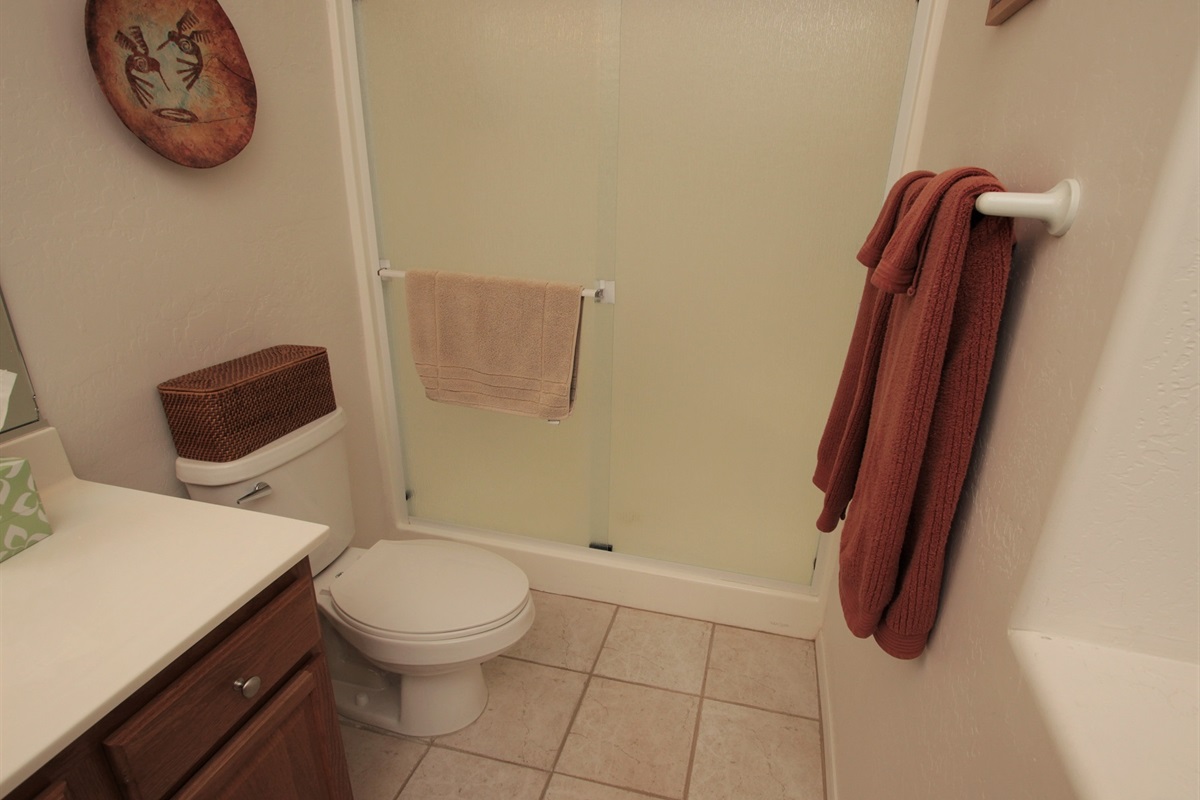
(105, 579, 321, 800)
(173, 657, 352, 800)
(11, 748, 124, 800)
(31, 782, 70, 800)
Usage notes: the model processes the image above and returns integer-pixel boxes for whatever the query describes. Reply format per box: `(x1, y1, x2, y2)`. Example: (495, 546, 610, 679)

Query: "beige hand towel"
(405, 270, 584, 420)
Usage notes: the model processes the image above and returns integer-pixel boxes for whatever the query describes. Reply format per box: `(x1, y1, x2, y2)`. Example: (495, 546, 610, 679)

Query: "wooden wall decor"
(986, 0, 1038, 26)
(85, 0, 257, 168)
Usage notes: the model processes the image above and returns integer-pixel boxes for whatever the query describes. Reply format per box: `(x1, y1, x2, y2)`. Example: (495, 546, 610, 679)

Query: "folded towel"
(821, 167, 1013, 659)
(405, 270, 584, 420)
(870, 166, 998, 294)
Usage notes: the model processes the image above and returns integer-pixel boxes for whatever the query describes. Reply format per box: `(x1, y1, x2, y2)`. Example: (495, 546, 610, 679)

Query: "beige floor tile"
(434, 656, 587, 769)
(556, 677, 699, 799)
(688, 700, 824, 800)
(705, 625, 820, 717)
(504, 591, 616, 672)
(340, 723, 428, 800)
(398, 747, 548, 799)
(593, 607, 711, 693)
(544, 774, 660, 799)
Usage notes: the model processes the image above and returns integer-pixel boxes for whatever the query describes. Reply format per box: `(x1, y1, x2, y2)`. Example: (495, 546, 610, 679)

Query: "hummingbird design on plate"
(158, 10, 211, 90)
(114, 25, 165, 108)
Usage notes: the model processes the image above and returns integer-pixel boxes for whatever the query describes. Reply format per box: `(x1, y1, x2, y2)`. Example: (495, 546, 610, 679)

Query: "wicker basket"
(157, 345, 336, 462)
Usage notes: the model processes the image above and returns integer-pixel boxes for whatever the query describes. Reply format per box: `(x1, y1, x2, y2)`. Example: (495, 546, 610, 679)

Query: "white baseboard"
(816, 631, 840, 800)
(393, 519, 822, 639)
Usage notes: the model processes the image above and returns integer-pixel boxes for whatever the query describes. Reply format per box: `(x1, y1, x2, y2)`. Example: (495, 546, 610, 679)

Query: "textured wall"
(0, 2, 390, 542)
(819, 1, 1199, 797)
(1012, 60, 1199, 662)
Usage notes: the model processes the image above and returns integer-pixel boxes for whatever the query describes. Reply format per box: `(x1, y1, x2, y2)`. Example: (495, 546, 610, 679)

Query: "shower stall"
(344, 0, 915, 596)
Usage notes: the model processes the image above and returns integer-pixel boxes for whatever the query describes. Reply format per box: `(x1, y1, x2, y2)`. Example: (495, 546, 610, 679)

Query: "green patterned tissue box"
(0, 457, 53, 563)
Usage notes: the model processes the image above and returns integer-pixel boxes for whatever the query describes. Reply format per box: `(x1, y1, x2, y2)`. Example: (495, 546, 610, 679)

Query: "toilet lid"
(329, 540, 529, 638)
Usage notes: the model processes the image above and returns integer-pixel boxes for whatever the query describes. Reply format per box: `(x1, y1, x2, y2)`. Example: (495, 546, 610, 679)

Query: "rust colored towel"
(813, 170, 933, 531)
(405, 270, 584, 420)
(827, 168, 1013, 659)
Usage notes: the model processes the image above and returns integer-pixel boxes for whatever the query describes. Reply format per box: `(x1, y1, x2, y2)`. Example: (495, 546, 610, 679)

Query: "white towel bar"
(976, 179, 1080, 236)
(378, 264, 615, 303)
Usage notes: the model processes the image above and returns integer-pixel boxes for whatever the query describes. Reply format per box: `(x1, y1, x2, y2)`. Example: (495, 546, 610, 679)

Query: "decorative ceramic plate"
(84, 0, 256, 168)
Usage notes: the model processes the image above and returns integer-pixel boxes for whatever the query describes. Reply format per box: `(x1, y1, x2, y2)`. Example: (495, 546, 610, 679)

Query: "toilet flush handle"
(236, 482, 273, 505)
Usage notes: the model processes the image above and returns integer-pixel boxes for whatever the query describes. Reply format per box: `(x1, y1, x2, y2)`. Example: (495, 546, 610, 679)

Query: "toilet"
(175, 407, 535, 737)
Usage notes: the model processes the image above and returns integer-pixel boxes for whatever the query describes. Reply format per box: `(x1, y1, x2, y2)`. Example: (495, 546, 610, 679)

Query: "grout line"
(390, 739, 430, 800)
(544, 602, 619, 782)
(698, 694, 824, 723)
(588, 602, 621, 673)
(551, 775, 677, 799)
(502, 652, 593, 675)
(545, 670, 590, 791)
(681, 621, 716, 799)
(585, 672, 704, 699)
(499, 649, 716, 705)
(425, 740, 553, 775)
(542, 599, 619, 786)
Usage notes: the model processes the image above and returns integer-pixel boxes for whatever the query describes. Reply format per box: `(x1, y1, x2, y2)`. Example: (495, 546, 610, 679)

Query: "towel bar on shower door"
(377, 262, 616, 304)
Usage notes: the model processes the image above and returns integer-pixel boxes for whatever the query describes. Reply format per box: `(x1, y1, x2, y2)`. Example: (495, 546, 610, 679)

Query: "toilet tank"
(175, 407, 356, 574)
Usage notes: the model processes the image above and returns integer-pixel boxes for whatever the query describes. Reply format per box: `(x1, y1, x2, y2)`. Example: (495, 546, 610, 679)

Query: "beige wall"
(0, 2, 391, 543)
(363, 0, 913, 583)
(818, 1, 1199, 798)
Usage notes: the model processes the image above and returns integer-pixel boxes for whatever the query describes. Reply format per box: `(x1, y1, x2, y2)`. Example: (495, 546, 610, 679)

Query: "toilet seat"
(328, 539, 530, 642)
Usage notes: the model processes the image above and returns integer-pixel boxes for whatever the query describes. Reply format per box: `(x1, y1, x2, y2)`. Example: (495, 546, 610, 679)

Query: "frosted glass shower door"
(359, 0, 620, 549)
(607, 0, 915, 583)
(357, 0, 914, 585)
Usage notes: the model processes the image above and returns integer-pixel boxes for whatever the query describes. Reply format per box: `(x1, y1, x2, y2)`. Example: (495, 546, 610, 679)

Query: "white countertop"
(1010, 630, 1199, 800)
(0, 426, 329, 795)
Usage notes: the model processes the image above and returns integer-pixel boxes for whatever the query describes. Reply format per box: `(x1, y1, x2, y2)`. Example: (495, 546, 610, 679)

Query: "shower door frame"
(323, 0, 944, 638)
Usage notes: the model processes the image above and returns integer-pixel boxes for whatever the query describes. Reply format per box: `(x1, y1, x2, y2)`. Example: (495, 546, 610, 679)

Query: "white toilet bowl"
(313, 539, 534, 736)
(175, 407, 536, 737)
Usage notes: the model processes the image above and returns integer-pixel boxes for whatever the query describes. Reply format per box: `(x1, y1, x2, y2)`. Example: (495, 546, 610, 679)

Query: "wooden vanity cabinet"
(8, 561, 353, 800)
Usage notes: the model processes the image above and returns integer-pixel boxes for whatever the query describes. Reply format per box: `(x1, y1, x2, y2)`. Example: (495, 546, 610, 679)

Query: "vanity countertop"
(0, 425, 329, 795)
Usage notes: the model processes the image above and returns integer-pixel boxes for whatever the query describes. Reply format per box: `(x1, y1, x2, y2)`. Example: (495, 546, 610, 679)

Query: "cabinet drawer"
(103, 578, 321, 800)
(174, 656, 352, 800)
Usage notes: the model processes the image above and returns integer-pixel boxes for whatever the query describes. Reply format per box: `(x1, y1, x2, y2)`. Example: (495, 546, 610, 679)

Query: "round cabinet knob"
(233, 676, 262, 699)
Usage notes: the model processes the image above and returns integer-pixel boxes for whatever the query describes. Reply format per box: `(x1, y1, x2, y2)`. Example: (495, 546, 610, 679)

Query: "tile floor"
(339, 591, 825, 800)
